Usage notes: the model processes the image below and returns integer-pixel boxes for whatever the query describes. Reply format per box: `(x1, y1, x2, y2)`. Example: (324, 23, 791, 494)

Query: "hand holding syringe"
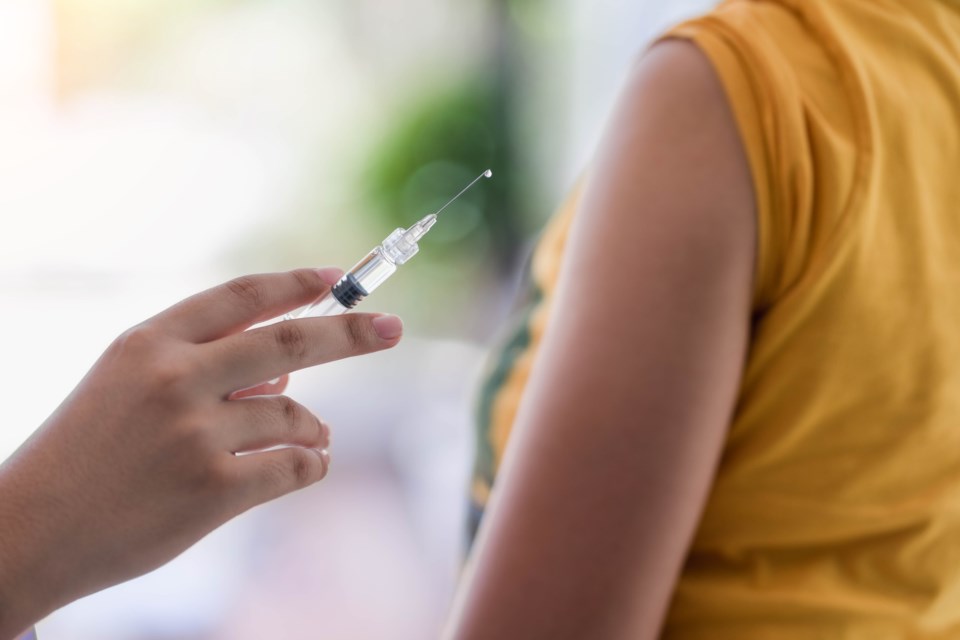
(286, 169, 493, 319)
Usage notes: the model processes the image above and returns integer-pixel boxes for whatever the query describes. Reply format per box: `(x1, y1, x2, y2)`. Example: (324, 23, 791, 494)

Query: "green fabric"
(468, 273, 543, 544)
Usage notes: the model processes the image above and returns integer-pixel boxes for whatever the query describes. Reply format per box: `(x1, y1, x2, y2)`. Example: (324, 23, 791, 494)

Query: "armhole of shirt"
(657, 18, 793, 311)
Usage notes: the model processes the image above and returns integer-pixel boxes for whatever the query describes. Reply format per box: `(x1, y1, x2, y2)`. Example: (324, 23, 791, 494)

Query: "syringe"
(287, 169, 493, 319)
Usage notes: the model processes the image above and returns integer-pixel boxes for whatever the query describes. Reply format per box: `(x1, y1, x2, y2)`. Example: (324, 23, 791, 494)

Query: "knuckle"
(225, 275, 266, 313)
(287, 448, 316, 486)
(168, 408, 213, 450)
(149, 356, 193, 393)
(290, 268, 326, 299)
(261, 449, 317, 489)
(274, 322, 308, 360)
(169, 422, 224, 488)
(342, 314, 372, 352)
(277, 396, 302, 433)
(198, 458, 233, 495)
(171, 418, 203, 447)
(112, 324, 160, 357)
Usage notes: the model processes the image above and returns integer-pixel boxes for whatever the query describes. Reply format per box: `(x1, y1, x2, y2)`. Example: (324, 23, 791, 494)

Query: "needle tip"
(430, 168, 494, 217)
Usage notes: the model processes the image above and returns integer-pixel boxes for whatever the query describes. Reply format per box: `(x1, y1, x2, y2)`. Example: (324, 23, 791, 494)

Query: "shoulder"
(577, 37, 755, 279)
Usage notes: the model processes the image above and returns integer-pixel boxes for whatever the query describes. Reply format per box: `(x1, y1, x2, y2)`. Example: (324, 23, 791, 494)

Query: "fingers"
(203, 313, 404, 395)
(217, 395, 330, 453)
(153, 268, 344, 343)
(231, 447, 331, 510)
(229, 374, 290, 400)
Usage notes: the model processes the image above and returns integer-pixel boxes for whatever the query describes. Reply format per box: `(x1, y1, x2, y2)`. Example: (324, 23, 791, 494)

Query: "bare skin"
(446, 40, 756, 638)
(0, 267, 404, 639)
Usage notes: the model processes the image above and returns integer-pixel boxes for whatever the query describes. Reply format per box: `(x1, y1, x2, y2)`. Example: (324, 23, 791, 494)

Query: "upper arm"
(447, 39, 756, 639)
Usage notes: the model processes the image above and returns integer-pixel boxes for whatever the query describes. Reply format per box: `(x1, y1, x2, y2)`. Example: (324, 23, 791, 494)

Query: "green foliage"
(362, 78, 516, 266)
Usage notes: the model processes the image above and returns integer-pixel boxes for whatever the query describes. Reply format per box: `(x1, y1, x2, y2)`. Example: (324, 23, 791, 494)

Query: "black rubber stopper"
(331, 273, 369, 309)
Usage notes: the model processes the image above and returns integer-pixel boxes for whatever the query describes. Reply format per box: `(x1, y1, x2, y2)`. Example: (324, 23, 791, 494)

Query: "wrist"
(0, 464, 71, 638)
(0, 530, 49, 638)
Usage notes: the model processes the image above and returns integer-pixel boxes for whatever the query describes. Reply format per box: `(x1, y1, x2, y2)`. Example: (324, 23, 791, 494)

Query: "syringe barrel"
(287, 244, 399, 319)
(347, 246, 398, 295)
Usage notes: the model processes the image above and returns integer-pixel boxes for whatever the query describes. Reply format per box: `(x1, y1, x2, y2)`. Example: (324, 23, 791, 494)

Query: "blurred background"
(0, 0, 711, 637)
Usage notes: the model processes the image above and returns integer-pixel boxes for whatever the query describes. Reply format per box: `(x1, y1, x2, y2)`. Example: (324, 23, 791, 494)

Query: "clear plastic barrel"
(285, 244, 399, 319)
(350, 247, 398, 294)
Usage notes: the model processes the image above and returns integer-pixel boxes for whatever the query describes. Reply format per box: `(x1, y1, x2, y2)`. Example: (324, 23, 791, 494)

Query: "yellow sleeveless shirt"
(471, 0, 960, 636)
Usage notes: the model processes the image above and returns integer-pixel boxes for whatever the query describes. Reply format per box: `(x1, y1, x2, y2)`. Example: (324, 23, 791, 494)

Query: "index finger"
(203, 312, 403, 395)
(152, 268, 343, 343)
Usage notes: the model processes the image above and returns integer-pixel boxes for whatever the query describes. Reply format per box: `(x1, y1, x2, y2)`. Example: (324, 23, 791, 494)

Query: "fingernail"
(372, 314, 404, 341)
(319, 420, 331, 449)
(316, 449, 331, 479)
(315, 267, 343, 286)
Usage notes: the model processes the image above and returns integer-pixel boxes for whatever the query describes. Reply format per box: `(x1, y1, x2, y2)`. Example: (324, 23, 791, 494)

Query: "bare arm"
(446, 40, 755, 639)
